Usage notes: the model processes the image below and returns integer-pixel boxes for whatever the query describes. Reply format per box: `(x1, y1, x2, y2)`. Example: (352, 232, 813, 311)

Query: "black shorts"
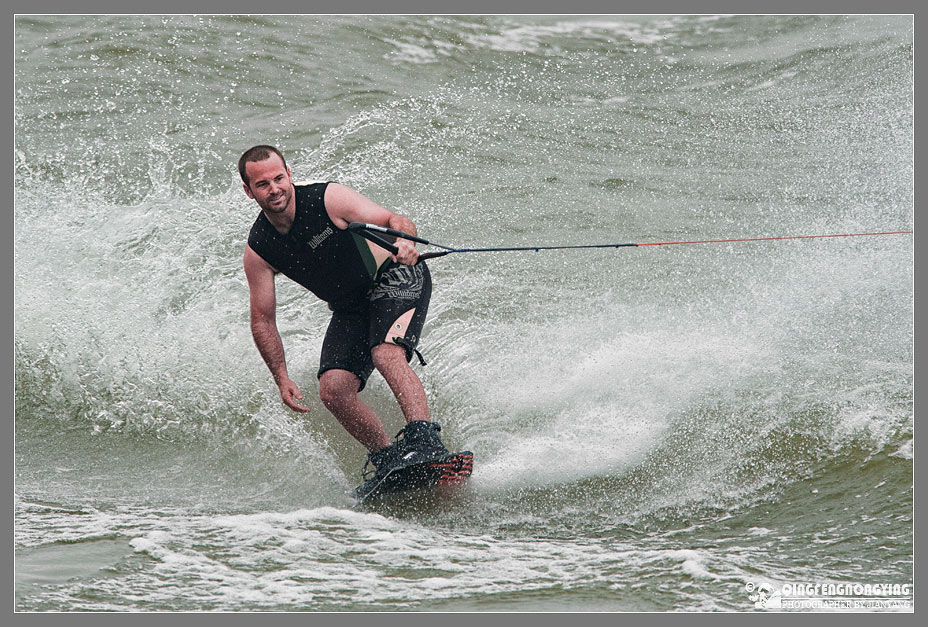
(317, 261, 431, 392)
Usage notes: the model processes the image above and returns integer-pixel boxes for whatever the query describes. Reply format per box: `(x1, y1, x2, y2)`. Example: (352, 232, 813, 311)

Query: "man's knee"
(318, 370, 361, 409)
(371, 342, 408, 372)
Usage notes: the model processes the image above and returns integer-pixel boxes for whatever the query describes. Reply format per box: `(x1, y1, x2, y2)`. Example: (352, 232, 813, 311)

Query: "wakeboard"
(354, 451, 473, 504)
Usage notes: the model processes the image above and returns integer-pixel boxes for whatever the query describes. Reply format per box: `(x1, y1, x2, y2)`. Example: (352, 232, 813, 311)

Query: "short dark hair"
(238, 145, 288, 186)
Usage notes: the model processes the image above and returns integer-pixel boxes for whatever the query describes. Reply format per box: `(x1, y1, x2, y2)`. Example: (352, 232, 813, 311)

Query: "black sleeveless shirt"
(247, 182, 381, 310)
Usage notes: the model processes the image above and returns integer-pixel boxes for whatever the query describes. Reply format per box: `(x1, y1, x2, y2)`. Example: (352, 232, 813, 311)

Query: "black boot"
(394, 421, 449, 462)
(360, 422, 449, 482)
(362, 443, 404, 481)
(354, 422, 467, 502)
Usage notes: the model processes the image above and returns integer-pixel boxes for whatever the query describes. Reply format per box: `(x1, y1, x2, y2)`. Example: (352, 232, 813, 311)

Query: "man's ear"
(243, 182, 254, 199)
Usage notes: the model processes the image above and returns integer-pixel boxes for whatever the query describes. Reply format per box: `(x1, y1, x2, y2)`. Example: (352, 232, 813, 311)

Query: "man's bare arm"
(244, 245, 311, 413)
(323, 183, 420, 265)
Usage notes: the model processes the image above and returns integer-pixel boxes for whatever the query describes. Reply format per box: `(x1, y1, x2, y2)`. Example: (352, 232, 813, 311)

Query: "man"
(239, 144, 449, 486)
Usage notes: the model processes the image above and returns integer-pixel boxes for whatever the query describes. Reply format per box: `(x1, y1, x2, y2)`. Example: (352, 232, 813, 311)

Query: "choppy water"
(14, 15, 913, 612)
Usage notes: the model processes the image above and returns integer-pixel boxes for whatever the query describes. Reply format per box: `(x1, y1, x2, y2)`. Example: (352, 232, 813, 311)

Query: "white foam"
(641, 549, 716, 580)
(118, 507, 627, 606)
(679, 557, 717, 581)
(889, 439, 913, 459)
(92, 505, 739, 609)
(464, 19, 673, 54)
(384, 39, 439, 64)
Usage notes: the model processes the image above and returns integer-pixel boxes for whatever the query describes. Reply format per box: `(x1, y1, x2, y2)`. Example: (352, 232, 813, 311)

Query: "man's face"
(243, 154, 294, 215)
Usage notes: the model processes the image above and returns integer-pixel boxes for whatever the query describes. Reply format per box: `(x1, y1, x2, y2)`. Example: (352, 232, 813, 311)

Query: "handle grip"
(348, 221, 455, 263)
(348, 221, 431, 245)
(418, 250, 452, 261)
(353, 227, 399, 255)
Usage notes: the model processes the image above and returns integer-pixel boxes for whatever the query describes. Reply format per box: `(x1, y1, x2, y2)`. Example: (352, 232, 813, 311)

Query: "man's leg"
(318, 369, 390, 452)
(371, 339, 447, 463)
(367, 262, 433, 424)
(371, 342, 430, 423)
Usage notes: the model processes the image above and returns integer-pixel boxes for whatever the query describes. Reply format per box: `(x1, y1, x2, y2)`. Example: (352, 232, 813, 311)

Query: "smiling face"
(242, 153, 294, 216)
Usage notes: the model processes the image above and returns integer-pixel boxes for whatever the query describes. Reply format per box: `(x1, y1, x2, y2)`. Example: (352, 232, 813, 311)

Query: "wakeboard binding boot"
(355, 421, 472, 501)
(361, 421, 448, 481)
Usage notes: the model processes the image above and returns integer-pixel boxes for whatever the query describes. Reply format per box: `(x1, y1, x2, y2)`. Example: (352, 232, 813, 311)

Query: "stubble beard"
(261, 188, 291, 215)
